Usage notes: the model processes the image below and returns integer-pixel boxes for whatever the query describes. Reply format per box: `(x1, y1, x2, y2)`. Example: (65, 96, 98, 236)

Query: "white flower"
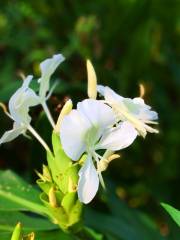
(0, 75, 39, 144)
(98, 85, 158, 138)
(60, 99, 137, 204)
(37, 54, 65, 128)
(38, 54, 65, 101)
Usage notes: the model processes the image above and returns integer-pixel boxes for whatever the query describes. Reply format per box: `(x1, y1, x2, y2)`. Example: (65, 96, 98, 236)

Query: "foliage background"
(0, 0, 179, 239)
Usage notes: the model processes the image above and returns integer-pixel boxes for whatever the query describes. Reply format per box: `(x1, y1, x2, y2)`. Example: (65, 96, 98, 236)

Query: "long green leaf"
(0, 170, 49, 216)
(161, 203, 180, 227)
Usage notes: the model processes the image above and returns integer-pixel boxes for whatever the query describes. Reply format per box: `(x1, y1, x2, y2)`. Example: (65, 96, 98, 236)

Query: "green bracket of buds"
(36, 131, 83, 232)
(11, 223, 35, 240)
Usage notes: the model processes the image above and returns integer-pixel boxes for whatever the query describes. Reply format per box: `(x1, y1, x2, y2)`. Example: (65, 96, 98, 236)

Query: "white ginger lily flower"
(38, 54, 65, 128)
(60, 99, 137, 204)
(98, 85, 158, 138)
(0, 75, 39, 144)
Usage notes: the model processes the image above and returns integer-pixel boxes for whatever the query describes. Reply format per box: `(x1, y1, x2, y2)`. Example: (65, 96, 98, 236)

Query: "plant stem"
(27, 125, 51, 152)
(42, 102, 55, 128)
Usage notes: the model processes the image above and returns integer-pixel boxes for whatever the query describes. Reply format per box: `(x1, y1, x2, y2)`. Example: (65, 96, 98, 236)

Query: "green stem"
(27, 125, 51, 153)
(42, 102, 55, 128)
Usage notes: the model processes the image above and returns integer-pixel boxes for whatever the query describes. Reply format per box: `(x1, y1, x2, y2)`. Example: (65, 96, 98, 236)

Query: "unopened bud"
(42, 165, 52, 182)
(54, 99, 73, 133)
(87, 59, 97, 99)
(68, 177, 77, 193)
(11, 222, 22, 240)
(24, 232, 35, 240)
(49, 187, 58, 208)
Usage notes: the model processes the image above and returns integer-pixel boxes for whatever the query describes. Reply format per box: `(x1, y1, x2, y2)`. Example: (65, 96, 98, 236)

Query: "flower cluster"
(0, 53, 158, 206)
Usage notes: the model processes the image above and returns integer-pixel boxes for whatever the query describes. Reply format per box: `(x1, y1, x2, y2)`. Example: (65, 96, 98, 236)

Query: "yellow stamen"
(139, 83, 145, 98)
(0, 102, 8, 113)
(87, 59, 97, 99)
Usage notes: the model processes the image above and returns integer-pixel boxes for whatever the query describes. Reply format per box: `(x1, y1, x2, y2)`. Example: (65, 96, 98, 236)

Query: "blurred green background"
(0, 0, 179, 239)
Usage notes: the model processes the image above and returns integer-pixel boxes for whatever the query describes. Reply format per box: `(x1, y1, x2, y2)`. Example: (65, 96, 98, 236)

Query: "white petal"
(0, 123, 25, 145)
(98, 85, 124, 104)
(77, 99, 115, 131)
(9, 75, 39, 125)
(38, 54, 65, 99)
(78, 156, 99, 204)
(60, 110, 91, 160)
(97, 85, 105, 96)
(132, 98, 158, 121)
(97, 121, 137, 151)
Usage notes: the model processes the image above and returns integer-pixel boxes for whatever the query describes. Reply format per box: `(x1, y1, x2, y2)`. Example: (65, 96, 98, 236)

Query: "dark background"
(0, 0, 179, 238)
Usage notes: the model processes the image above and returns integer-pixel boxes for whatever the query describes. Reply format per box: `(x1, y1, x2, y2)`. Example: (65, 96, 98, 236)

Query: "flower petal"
(78, 155, 99, 204)
(97, 121, 137, 151)
(38, 54, 65, 99)
(97, 85, 124, 104)
(0, 123, 25, 145)
(77, 99, 115, 131)
(9, 75, 39, 125)
(60, 109, 91, 160)
(132, 98, 158, 121)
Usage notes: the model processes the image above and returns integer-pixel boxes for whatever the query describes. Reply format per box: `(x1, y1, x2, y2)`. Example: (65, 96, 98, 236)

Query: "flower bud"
(11, 222, 22, 240)
(54, 99, 73, 133)
(49, 187, 58, 208)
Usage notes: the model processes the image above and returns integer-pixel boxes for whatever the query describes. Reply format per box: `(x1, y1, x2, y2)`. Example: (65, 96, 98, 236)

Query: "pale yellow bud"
(49, 187, 58, 208)
(54, 99, 73, 133)
(87, 59, 97, 99)
(24, 232, 35, 240)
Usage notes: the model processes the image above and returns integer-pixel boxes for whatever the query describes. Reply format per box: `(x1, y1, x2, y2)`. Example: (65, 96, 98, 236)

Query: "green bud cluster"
(36, 132, 83, 232)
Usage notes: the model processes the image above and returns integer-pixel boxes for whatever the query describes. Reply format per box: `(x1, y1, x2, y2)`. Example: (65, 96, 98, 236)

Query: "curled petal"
(38, 54, 65, 99)
(0, 123, 25, 145)
(132, 98, 158, 121)
(9, 75, 39, 125)
(60, 110, 91, 160)
(97, 121, 137, 151)
(97, 85, 123, 104)
(78, 156, 99, 204)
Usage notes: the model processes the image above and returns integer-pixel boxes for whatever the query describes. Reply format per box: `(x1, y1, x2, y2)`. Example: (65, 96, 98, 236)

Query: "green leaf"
(0, 211, 57, 232)
(85, 186, 165, 240)
(0, 230, 74, 240)
(35, 230, 74, 240)
(83, 227, 103, 240)
(0, 170, 49, 216)
(161, 203, 180, 227)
